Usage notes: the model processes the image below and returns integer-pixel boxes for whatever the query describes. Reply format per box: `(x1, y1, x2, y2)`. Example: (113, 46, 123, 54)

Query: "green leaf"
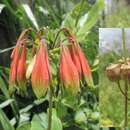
(51, 109, 63, 130)
(0, 46, 15, 53)
(62, 0, 88, 30)
(16, 122, 31, 130)
(0, 4, 5, 13)
(75, 109, 87, 123)
(0, 77, 19, 122)
(62, 13, 75, 30)
(56, 101, 67, 118)
(31, 113, 47, 130)
(91, 112, 100, 121)
(31, 109, 63, 130)
(77, 0, 104, 40)
(0, 76, 9, 98)
(22, 4, 39, 30)
(61, 92, 78, 109)
(0, 99, 14, 109)
(0, 108, 15, 130)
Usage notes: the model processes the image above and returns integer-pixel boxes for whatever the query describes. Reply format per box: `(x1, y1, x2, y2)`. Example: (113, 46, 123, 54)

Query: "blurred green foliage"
(104, 0, 130, 27)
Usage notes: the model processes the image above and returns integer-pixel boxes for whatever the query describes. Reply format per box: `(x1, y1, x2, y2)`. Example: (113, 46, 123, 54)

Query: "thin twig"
(116, 81, 130, 101)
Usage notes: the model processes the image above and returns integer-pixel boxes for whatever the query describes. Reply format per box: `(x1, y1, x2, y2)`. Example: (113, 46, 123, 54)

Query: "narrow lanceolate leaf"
(31, 39, 51, 98)
(0, 46, 15, 53)
(22, 4, 39, 30)
(77, 0, 104, 41)
(0, 4, 5, 13)
(0, 108, 15, 130)
(0, 77, 19, 120)
(0, 99, 14, 109)
(59, 45, 80, 95)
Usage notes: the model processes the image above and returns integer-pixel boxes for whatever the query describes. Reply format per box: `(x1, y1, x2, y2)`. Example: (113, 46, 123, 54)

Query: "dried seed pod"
(120, 63, 130, 80)
(106, 63, 121, 82)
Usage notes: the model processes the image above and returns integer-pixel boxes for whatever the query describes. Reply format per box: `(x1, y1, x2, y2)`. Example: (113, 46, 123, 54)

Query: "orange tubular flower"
(9, 30, 29, 95)
(31, 39, 51, 98)
(59, 45, 80, 95)
(17, 45, 27, 93)
(69, 36, 94, 87)
(9, 41, 27, 95)
(10, 45, 20, 87)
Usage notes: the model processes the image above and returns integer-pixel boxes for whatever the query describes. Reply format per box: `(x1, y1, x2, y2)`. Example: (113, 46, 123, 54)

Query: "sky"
(99, 28, 130, 54)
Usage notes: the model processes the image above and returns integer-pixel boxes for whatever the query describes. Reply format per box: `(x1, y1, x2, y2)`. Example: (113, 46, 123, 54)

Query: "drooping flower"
(69, 36, 93, 87)
(31, 39, 51, 98)
(17, 45, 27, 93)
(9, 45, 21, 87)
(9, 30, 29, 95)
(59, 44, 80, 95)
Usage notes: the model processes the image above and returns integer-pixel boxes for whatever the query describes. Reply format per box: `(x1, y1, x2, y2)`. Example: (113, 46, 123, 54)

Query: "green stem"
(122, 28, 129, 127)
(53, 28, 69, 48)
(122, 28, 127, 63)
(124, 80, 128, 127)
(117, 81, 130, 101)
(47, 85, 53, 130)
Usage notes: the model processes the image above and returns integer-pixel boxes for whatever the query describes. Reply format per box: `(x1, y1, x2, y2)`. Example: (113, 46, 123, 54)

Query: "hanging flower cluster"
(9, 29, 29, 95)
(9, 28, 93, 98)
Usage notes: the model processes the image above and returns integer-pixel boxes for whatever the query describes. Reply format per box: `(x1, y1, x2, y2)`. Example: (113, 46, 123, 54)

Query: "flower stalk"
(122, 28, 128, 127)
(47, 84, 53, 130)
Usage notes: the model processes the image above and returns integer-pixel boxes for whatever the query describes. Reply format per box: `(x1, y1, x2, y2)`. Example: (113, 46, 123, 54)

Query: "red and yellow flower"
(9, 41, 27, 95)
(59, 44, 80, 95)
(31, 39, 51, 98)
(69, 36, 93, 87)
(9, 29, 30, 95)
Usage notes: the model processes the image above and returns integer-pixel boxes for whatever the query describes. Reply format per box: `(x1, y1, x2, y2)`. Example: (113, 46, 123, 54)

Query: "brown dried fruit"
(106, 63, 121, 82)
(120, 63, 130, 80)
